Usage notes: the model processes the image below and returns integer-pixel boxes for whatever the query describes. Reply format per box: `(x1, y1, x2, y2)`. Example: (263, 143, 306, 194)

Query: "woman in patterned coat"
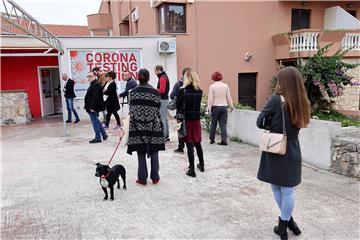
(127, 68, 165, 186)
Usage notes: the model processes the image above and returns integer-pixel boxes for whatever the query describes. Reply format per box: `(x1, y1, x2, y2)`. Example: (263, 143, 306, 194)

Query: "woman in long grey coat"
(127, 68, 165, 186)
(256, 67, 311, 240)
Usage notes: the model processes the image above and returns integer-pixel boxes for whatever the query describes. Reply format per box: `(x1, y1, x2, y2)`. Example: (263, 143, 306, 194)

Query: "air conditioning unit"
(158, 40, 176, 53)
(131, 8, 139, 22)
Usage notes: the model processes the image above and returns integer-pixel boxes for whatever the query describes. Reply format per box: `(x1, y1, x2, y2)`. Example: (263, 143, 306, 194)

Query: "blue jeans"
(66, 98, 79, 121)
(271, 184, 295, 221)
(88, 112, 107, 140)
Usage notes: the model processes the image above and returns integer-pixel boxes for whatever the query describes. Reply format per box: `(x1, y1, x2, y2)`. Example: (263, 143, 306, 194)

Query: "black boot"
(197, 163, 204, 172)
(273, 218, 288, 240)
(274, 216, 301, 236)
(186, 168, 196, 177)
(288, 216, 301, 235)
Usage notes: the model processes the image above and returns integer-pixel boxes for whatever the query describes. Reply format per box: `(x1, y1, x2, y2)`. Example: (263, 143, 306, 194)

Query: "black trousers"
(209, 106, 228, 142)
(105, 109, 120, 126)
(137, 151, 160, 183)
(186, 142, 204, 170)
(178, 137, 185, 150)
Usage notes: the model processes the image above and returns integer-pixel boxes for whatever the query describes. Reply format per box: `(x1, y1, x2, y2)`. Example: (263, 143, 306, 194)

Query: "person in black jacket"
(171, 67, 191, 153)
(103, 71, 121, 129)
(119, 69, 138, 103)
(256, 67, 311, 240)
(176, 70, 204, 178)
(84, 71, 108, 144)
(62, 73, 80, 123)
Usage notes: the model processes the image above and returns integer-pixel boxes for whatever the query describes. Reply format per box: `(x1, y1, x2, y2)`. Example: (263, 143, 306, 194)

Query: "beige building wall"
(93, 0, 360, 110)
(276, 1, 360, 33)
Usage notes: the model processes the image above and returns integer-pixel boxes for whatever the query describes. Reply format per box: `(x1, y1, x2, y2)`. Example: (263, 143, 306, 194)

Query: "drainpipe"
(195, 1, 199, 72)
(129, 0, 132, 36)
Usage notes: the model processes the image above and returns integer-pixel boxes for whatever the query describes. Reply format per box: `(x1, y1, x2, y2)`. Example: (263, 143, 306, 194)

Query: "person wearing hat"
(207, 71, 234, 145)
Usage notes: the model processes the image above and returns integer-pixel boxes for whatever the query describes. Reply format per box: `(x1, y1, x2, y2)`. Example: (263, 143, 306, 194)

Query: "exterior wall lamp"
(245, 52, 253, 62)
(301, 1, 308, 7)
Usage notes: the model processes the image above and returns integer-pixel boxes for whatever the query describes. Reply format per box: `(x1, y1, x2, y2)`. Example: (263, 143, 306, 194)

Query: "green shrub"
(230, 137, 243, 143)
(298, 44, 358, 110)
(233, 103, 254, 110)
(312, 111, 360, 127)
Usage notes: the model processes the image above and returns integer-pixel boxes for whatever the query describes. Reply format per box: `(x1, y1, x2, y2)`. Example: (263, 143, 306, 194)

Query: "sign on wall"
(69, 49, 141, 98)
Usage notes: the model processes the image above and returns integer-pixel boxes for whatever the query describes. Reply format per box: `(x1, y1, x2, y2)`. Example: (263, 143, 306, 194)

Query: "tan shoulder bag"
(258, 95, 287, 155)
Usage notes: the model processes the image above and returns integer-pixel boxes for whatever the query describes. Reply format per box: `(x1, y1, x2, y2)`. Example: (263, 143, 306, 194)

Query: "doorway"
(38, 67, 61, 117)
(238, 73, 257, 109)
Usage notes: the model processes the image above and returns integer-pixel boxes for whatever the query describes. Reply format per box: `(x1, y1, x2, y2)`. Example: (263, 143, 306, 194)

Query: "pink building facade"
(88, 0, 360, 110)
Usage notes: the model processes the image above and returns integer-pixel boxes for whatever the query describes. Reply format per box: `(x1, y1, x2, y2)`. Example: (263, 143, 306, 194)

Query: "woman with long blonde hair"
(176, 70, 204, 177)
(256, 66, 310, 240)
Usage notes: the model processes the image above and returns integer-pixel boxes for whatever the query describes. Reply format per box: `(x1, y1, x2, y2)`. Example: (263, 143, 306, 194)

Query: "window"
(291, 9, 310, 31)
(347, 10, 357, 18)
(158, 3, 186, 34)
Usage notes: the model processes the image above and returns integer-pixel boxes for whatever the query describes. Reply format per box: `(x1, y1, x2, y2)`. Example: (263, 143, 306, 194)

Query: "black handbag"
(177, 120, 187, 138)
(167, 97, 177, 110)
(177, 89, 187, 138)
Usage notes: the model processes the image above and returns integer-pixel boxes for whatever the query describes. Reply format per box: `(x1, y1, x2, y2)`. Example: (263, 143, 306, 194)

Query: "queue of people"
(63, 65, 309, 240)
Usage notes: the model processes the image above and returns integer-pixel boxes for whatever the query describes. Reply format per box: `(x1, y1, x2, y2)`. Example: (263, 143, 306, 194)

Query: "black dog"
(95, 163, 127, 201)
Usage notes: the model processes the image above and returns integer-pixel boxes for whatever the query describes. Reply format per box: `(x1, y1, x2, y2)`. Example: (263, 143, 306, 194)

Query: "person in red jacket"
(155, 65, 170, 142)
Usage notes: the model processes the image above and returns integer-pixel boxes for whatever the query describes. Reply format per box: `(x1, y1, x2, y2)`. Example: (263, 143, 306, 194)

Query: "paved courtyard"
(1, 117, 359, 239)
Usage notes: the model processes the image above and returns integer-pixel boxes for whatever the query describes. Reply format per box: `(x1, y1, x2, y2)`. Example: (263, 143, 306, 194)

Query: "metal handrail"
(1, 0, 64, 54)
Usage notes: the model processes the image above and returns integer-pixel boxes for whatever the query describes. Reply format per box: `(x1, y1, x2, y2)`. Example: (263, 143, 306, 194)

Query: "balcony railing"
(289, 32, 319, 52)
(341, 33, 360, 51)
(273, 29, 360, 59)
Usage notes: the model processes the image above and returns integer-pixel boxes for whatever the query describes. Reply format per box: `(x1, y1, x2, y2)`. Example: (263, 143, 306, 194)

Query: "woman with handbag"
(256, 66, 311, 240)
(170, 67, 192, 153)
(176, 70, 204, 177)
(127, 68, 165, 185)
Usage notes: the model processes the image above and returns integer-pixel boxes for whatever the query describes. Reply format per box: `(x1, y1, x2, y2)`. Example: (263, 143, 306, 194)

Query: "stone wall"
(1, 90, 32, 125)
(334, 59, 360, 111)
(334, 85, 360, 111)
(331, 127, 360, 179)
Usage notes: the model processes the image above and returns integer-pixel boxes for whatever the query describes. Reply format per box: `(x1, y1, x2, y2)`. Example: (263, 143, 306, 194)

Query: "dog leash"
(107, 129, 125, 166)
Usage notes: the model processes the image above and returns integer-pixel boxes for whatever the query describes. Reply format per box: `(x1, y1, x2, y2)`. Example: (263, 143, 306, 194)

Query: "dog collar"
(100, 172, 110, 179)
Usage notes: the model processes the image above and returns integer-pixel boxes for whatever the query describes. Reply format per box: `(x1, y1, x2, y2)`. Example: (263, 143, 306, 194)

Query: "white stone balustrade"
(289, 32, 319, 52)
(341, 33, 360, 51)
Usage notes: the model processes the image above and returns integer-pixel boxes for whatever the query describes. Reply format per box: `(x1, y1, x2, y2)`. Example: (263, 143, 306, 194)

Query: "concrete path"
(1, 117, 359, 239)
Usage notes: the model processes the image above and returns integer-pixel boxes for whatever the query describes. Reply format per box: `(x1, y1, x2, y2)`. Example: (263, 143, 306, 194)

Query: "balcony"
(273, 29, 360, 60)
(87, 14, 113, 32)
(342, 33, 360, 51)
(289, 32, 319, 52)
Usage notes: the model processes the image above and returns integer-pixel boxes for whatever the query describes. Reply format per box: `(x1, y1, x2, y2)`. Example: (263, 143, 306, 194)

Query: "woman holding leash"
(256, 66, 311, 240)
